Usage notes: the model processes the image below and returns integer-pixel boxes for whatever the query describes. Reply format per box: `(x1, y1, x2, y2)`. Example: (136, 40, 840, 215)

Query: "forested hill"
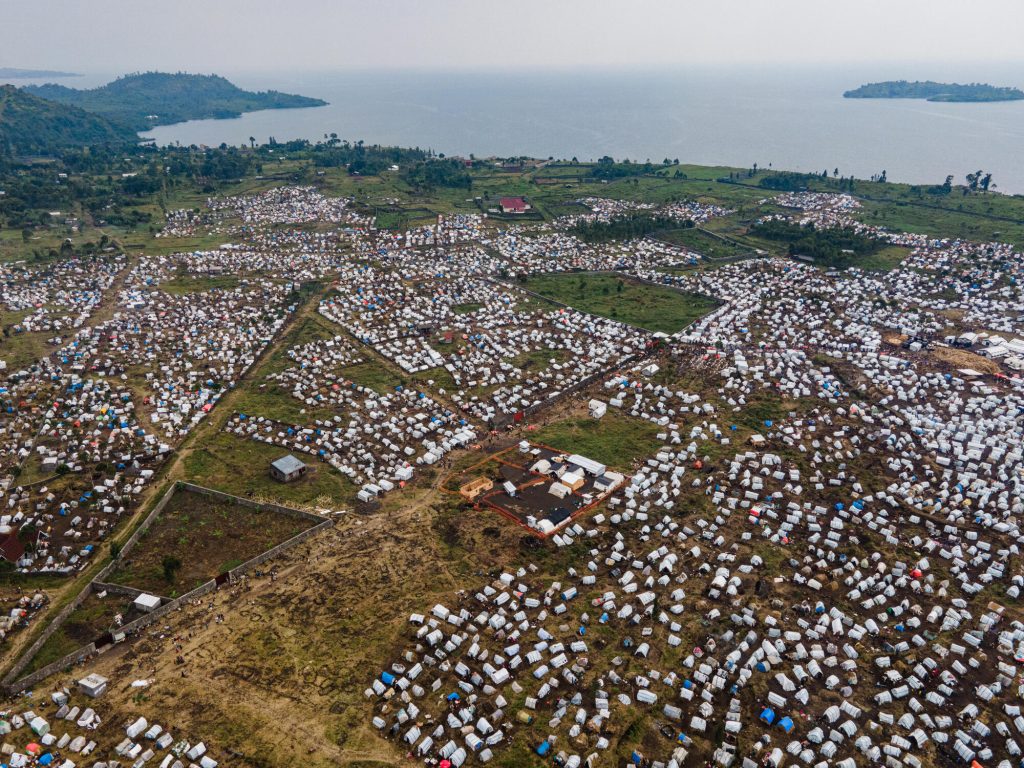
(844, 80, 1024, 102)
(0, 84, 136, 157)
(25, 72, 327, 131)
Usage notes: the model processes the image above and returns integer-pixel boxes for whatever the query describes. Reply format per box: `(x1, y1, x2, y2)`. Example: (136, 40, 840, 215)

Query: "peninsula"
(24, 71, 327, 131)
(844, 79, 1024, 102)
(0, 67, 80, 79)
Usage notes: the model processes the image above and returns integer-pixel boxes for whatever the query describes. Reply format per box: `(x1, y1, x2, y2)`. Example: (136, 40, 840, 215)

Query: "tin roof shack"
(270, 454, 308, 483)
(459, 477, 494, 501)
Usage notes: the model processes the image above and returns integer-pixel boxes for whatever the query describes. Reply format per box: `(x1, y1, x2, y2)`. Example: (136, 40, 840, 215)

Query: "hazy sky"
(3, 0, 1023, 75)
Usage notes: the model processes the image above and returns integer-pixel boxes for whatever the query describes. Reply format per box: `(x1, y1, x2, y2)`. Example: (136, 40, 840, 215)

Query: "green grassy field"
(531, 410, 661, 469)
(657, 226, 758, 260)
(522, 273, 720, 334)
(182, 432, 359, 508)
(852, 244, 911, 271)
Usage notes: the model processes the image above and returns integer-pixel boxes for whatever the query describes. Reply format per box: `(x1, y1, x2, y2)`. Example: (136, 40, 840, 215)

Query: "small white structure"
(78, 673, 109, 698)
(588, 399, 607, 419)
(134, 593, 162, 613)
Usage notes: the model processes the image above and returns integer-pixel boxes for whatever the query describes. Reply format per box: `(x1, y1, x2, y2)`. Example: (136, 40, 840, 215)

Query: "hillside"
(25, 72, 327, 131)
(0, 84, 136, 156)
(844, 80, 1024, 102)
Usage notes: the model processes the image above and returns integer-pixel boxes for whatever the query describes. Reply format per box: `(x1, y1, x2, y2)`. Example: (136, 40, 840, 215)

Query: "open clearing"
(530, 407, 661, 468)
(522, 272, 719, 333)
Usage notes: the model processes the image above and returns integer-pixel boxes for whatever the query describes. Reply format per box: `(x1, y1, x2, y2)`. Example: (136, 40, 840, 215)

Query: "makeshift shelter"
(270, 454, 308, 483)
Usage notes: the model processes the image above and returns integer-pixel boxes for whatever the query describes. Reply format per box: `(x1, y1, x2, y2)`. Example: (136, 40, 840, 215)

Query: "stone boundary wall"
(10, 643, 99, 693)
(4, 483, 333, 694)
(92, 582, 148, 600)
(228, 519, 333, 579)
(177, 482, 326, 526)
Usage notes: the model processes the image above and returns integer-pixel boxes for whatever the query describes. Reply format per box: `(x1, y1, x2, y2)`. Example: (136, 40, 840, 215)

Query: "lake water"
(118, 67, 1024, 194)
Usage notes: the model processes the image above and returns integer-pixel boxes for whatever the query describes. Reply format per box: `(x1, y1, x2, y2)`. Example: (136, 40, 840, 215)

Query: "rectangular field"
(107, 489, 315, 596)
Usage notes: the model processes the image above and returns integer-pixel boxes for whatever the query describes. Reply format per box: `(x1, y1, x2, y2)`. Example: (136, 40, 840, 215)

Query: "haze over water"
(138, 66, 1024, 193)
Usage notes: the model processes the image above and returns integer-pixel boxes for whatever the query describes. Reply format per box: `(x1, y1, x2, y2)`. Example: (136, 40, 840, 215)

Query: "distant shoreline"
(0, 67, 80, 79)
(844, 80, 1024, 103)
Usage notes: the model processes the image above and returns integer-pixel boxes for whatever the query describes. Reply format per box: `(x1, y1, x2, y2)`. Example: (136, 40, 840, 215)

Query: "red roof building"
(0, 531, 25, 564)
(499, 197, 529, 214)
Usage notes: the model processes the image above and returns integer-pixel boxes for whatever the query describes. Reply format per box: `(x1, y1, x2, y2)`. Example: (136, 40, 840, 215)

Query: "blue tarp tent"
(760, 708, 775, 724)
(536, 741, 551, 756)
(778, 717, 794, 733)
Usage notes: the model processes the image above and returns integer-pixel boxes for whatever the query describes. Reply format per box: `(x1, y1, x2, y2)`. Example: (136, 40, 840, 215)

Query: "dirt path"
(0, 281, 327, 678)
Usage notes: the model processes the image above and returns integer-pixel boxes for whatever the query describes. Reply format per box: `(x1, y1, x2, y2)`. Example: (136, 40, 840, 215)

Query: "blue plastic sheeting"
(760, 707, 775, 724)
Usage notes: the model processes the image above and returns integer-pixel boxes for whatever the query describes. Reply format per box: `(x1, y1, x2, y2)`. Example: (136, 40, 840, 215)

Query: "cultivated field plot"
(107, 489, 315, 595)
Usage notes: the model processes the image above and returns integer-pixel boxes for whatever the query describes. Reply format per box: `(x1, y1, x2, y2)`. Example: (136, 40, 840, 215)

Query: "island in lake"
(0, 67, 81, 79)
(844, 80, 1024, 103)
(24, 71, 327, 131)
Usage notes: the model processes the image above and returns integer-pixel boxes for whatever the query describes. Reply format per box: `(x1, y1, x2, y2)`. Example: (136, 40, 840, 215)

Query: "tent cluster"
(0, 591, 48, 645)
(204, 184, 367, 227)
(0, 255, 125, 335)
(319, 272, 650, 421)
(555, 196, 731, 228)
(228, 354, 474, 493)
(0, 682, 222, 767)
(383, 214, 486, 249)
(364, 192, 1024, 766)
(495, 231, 701, 278)
(0, 361, 170, 573)
(0, 249, 301, 574)
(369, 377, 1024, 766)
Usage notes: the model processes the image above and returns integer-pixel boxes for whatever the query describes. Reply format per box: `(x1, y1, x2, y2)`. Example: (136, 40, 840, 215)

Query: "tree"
(249, 136, 255, 149)
(162, 555, 183, 582)
(942, 175, 954, 193)
(980, 173, 993, 191)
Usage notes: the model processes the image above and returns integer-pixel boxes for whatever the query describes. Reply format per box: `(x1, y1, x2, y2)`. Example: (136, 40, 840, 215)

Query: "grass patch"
(522, 273, 719, 334)
(657, 227, 756, 260)
(183, 431, 359, 508)
(234, 382, 338, 425)
(854, 244, 911, 272)
(341, 360, 403, 394)
(531, 410, 661, 469)
(23, 593, 134, 674)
